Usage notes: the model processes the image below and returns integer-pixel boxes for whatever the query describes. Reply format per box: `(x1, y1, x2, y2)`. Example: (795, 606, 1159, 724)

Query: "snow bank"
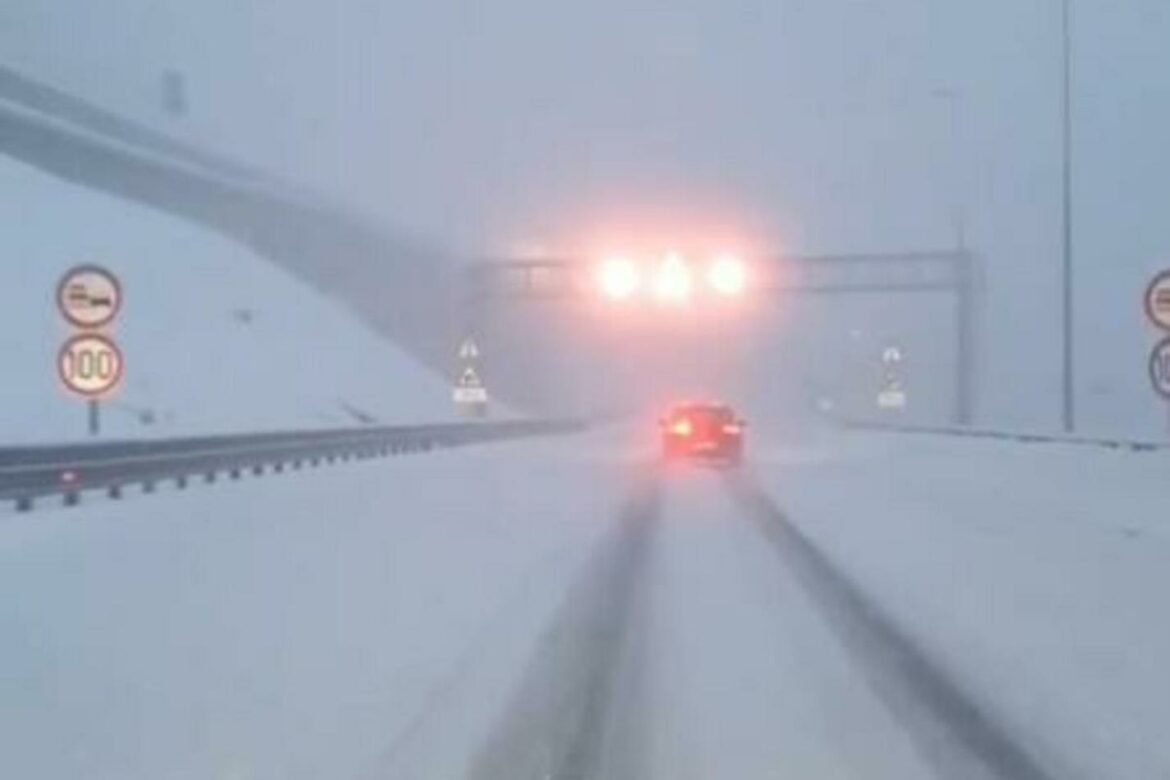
(755, 431, 1170, 779)
(0, 155, 456, 443)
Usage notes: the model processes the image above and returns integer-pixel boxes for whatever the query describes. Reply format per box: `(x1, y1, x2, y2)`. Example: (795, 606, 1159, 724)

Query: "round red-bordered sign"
(1149, 337, 1170, 400)
(56, 265, 122, 329)
(58, 333, 124, 398)
(1143, 270, 1170, 331)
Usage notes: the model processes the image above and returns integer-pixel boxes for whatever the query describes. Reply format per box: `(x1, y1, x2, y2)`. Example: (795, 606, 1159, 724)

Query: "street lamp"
(931, 86, 976, 425)
(1060, 0, 1075, 432)
(931, 87, 967, 250)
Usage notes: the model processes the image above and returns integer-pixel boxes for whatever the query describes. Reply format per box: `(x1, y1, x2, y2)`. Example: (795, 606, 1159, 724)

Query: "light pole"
(1060, 0, 1075, 432)
(931, 87, 967, 250)
(932, 87, 975, 425)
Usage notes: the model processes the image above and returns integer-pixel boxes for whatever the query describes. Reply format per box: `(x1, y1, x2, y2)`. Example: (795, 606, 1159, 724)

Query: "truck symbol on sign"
(66, 283, 114, 310)
(1144, 270, 1170, 331)
(57, 265, 122, 329)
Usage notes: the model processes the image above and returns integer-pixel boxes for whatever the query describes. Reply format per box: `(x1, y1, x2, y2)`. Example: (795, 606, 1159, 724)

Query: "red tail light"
(669, 418, 693, 436)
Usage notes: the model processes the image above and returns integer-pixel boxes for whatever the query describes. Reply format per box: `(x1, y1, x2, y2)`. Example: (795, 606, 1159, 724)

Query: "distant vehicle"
(659, 402, 745, 465)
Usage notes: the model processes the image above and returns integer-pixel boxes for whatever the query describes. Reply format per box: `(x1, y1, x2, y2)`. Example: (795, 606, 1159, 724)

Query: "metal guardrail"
(1, 419, 586, 512)
(841, 419, 1169, 453)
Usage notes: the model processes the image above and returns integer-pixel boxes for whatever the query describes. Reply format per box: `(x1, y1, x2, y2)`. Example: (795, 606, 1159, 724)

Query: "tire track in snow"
(464, 474, 659, 780)
(729, 474, 1059, 780)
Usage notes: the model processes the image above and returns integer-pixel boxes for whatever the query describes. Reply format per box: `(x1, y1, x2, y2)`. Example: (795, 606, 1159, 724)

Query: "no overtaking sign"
(1144, 270, 1170, 331)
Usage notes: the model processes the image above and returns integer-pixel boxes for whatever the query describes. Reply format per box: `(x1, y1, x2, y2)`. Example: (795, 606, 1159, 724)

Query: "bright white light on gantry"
(707, 254, 747, 296)
(597, 256, 642, 301)
(652, 252, 693, 304)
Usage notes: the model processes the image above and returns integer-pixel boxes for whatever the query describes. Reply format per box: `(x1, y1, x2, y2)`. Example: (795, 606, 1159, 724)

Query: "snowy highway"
(4, 425, 1169, 780)
(6, 4, 1170, 779)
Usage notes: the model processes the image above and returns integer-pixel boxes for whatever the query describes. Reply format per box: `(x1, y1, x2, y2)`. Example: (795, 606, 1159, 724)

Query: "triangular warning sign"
(458, 366, 482, 388)
(458, 338, 480, 360)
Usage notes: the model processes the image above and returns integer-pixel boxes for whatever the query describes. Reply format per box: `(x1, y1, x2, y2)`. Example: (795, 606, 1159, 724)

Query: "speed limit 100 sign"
(1151, 338, 1170, 400)
(58, 333, 124, 398)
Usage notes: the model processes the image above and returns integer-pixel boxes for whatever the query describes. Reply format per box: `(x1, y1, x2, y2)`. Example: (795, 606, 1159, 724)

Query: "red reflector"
(722, 424, 742, 435)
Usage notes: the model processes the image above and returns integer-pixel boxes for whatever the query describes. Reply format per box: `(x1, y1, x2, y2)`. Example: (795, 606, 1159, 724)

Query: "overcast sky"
(3, 1, 1170, 428)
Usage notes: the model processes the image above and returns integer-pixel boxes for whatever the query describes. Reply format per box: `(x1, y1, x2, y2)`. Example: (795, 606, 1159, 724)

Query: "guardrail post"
(954, 249, 976, 426)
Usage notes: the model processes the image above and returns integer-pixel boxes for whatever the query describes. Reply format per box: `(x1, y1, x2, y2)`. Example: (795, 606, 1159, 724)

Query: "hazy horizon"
(3, 0, 1169, 431)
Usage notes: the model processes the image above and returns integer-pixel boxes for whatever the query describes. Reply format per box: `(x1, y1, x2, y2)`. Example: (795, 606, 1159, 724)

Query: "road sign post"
(1144, 271, 1170, 440)
(57, 266, 123, 436)
(877, 346, 907, 411)
(453, 366, 488, 418)
(453, 337, 488, 417)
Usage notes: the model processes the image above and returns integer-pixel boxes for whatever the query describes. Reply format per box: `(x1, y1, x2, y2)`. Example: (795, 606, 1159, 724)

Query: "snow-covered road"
(3, 426, 1168, 779)
(631, 471, 938, 780)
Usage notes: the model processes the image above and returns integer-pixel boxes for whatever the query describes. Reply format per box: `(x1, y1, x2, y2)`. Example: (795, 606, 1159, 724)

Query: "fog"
(3, 1, 1170, 432)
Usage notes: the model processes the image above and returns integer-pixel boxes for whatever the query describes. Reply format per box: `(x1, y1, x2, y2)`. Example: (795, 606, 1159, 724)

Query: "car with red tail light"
(660, 403, 745, 465)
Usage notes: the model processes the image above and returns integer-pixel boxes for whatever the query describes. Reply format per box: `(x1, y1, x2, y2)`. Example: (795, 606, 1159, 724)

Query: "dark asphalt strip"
(728, 475, 1059, 780)
(465, 476, 659, 780)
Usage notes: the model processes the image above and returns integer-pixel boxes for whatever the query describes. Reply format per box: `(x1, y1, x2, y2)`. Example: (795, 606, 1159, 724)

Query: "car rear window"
(672, 405, 734, 422)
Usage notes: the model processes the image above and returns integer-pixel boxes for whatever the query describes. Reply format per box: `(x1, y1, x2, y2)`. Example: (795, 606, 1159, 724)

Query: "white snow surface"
(640, 471, 936, 779)
(752, 430, 1170, 780)
(2, 424, 1168, 779)
(0, 430, 636, 780)
(0, 155, 454, 443)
